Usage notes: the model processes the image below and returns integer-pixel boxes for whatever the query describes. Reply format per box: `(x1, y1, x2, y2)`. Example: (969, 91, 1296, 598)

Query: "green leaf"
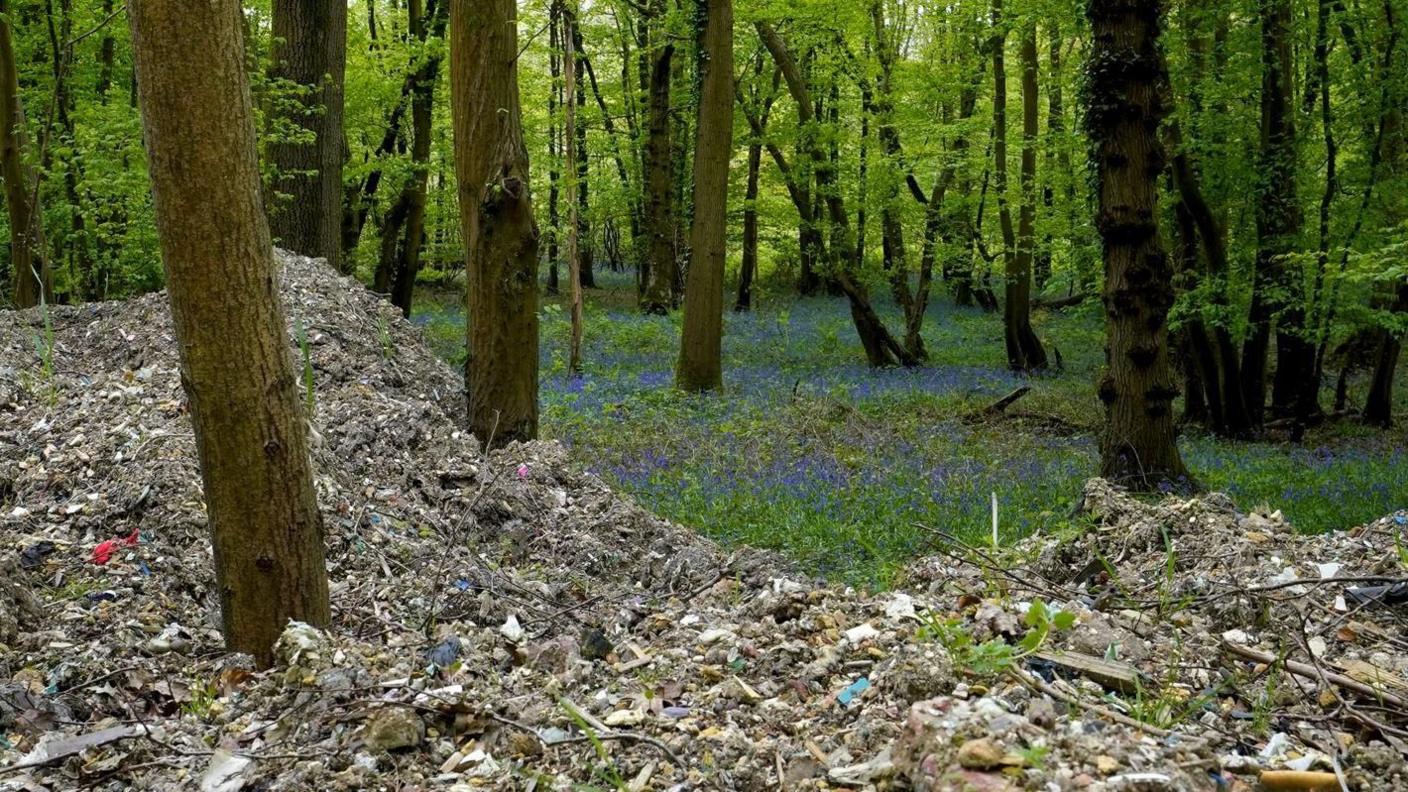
(1025, 599, 1048, 628)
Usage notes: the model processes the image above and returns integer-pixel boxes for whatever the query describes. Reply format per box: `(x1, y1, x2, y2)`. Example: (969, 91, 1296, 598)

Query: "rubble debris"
(1, 254, 1404, 789)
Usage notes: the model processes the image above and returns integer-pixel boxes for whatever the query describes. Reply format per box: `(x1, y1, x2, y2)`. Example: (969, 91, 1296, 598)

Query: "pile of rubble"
(1, 254, 1404, 790)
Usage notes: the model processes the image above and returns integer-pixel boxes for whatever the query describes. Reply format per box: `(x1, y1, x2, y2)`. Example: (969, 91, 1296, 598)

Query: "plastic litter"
(89, 529, 139, 565)
(836, 677, 870, 706)
(19, 541, 55, 569)
(426, 636, 462, 669)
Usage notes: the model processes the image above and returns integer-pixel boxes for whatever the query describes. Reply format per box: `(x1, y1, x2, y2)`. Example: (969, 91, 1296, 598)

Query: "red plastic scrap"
(90, 529, 140, 565)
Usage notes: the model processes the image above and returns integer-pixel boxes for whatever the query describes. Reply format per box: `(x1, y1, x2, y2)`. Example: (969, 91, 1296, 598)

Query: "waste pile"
(1, 253, 1404, 790)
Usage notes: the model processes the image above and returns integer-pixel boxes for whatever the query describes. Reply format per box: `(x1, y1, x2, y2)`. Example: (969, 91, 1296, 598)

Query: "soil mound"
(1, 255, 1403, 790)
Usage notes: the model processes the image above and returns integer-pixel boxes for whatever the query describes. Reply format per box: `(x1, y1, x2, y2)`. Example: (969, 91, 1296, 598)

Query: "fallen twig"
(962, 385, 1031, 422)
(489, 712, 685, 769)
(1222, 641, 1408, 710)
(1007, 666, 1206, 743)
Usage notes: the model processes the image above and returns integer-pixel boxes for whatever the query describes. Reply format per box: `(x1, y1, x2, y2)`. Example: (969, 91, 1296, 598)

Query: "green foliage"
(295, 317, 316, 414)
(917, 597, 1076, 678)
(558, 698, 628, 791)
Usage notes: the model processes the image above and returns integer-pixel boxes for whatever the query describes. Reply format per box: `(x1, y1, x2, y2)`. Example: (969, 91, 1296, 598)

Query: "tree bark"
(737, 138, 761, 312)
(268, 0, 347, 273)
(1087, 0, 1192, 490)
(994, 3, 1047, 372)
(736, 61, 778, 312)
(565, 2, 583, 374)
(580, 43, 642, 269)
(921, 83, 979, 325)
(1167, 126, 1253, 438)
(570, 16, 596, 290)
(546, 3, 562, 296)
(97, 0, 116, 100)
(1, 0, 50, 308)
(676, 0, 733, 392)
(452, 0, 540, 445)
(1363, 283, 1407, 427)
(387, 0, 440, 317)
(1243, 0, 1317, 425)
(640, 0, 675, 314)
(128, 0, 330, 666)
(872, 1, 926, 360)
(340, 0, 447, 259)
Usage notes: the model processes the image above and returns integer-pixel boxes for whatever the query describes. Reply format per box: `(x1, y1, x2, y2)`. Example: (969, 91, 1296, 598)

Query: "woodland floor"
(3, 255, 1407, 790)
(414, 270, 1408, 588)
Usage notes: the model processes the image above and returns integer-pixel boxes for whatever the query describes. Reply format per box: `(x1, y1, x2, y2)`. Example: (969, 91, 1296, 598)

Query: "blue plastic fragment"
(454, 579, 471, 592)
(836, 677, 870, 706)
(137, 561, 151, 577)
(662, 706, 691, 719)
(1395, 514, 1407, 526)
(426, 636, 462, 668)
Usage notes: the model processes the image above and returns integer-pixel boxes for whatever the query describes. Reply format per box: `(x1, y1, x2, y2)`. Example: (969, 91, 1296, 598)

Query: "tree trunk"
(921, 82, 979, 324)
(640, 3, 674, 315)
(1243, 0, 1316, 425)
(97, 0, 115, 100)
(1087, 0, 1192, 490)
(1363, 283, 1407, 426)
(128, 0, 330, 666)
(565, 2, 583, 374)
(452, 0, 540, 445)
(736, 61, 778, 313)
(995, 5, 1047, 372)
(670, 49, 692, 303)
(546, 4, 562, 296)
(268, 0, 347, 273)
(737, 139, 760, 312)
(756, 21, 916, 368)
(1307, 0, 1336, 387)
(677, 0, 732, 391)
(388, 0, 439, 317)
(45, 0, 98, 301)
(570, 16, 596, 290)
(1, 0, 50, 308)
(580, 44, 642, 270)
(1036, 23, 1066, 289)
(340, 1, 447, 260)
(1166, 98, 1253, 433)
(872, 1, 925, 360)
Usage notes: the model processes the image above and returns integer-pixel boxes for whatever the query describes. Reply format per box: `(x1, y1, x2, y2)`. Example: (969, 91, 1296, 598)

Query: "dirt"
(1, 253, 1404, 790)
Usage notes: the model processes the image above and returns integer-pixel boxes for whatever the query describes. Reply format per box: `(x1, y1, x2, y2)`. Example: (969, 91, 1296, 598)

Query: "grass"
(415, 270, 1408, 588)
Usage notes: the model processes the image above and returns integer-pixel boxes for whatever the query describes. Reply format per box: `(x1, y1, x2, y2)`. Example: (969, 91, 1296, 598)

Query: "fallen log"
(963, 386, 1032, 422)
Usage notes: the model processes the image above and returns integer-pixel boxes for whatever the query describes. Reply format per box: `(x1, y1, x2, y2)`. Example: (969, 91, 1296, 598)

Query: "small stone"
(957, 738, 1005, 770)
(697, 628, 735, 645)
(581, 627, 613, 660)
(729, 675, 763, 703)
(1025, 697, 1056, 728)
(499, 614, 524, 643)
(362, 707, 424, 752)
(275, 621, 327, 665)
(886, 593, 917, 621)
(603, 708, 644, 727)
(1095, 755, 1119, 774)
(845, 623, 879, 643)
